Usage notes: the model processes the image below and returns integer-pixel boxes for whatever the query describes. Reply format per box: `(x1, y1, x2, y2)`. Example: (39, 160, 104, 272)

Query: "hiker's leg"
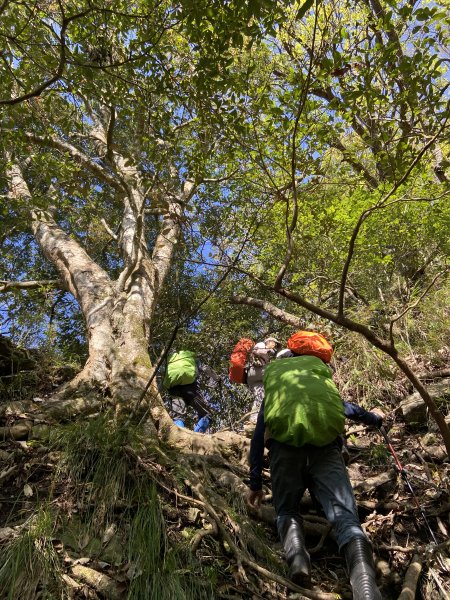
(184, 381, 210, 418)
(182, 381, 211, 432)
(169, 383, 210, 432)
(170, 396, 186, 428)
(248, 382, 264, 423)
(308, 443, 381, 597)
(277, 515, 311, 586)
(269, 441, 311, 585)
(307, 442, 364, 550)
(343, 537, 381, 600)
(193, 415, 210, 433)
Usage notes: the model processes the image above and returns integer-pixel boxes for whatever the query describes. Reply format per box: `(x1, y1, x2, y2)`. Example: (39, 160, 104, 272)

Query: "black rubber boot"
(343, 537, 382, 600)
(277, 516, 311, 587)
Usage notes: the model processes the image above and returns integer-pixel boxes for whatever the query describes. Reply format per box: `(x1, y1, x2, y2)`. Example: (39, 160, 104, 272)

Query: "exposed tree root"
(191, 517, 219, 552)
(2, 383, 449, 599)
(308, 524, 333, 555)
(397, 554, 422, 600)
(44, 394, 104, 421)
(241, 558, 339, 600)
(353, 469, 396, 492)
(130, 443, 342, 599)
(152, 405, 250, 465)
(71, 564, 123, 599)
(0, 422, 34, 440)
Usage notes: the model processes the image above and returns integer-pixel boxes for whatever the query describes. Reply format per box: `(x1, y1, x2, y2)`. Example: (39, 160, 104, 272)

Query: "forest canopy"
(1, 0, 448, 426)
(0, 0, 449, 597)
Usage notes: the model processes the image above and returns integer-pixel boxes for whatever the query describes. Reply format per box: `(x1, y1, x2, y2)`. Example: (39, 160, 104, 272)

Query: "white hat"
(276, 349, 293, 359)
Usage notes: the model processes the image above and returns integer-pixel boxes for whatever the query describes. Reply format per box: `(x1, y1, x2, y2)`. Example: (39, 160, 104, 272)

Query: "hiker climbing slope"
(247, 331, 383, 599)
(247, 337, 281, 422)
(229, 336, 281, 430)
(163, 350, 215, 433)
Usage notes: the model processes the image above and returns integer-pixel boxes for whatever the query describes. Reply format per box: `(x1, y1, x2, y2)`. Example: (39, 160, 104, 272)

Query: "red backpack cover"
(229, 338, 254, 383)
(287, 331, 333, 363)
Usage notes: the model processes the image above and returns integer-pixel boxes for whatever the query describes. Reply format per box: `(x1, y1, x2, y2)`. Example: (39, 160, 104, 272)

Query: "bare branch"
(201, 169, 239, 184)
(0, 0, 11, 17)
(5, 156, 113, 309)
(100, 218, 118, 241)
(330, 138, 378, 189)
(172, 118, 197, 132)
(105, 107, 116, 163)
(0, 279, 61, 292)
(0, 7, 92, 105)
(274, 1, 319, 290)
(231, 295, 304, 328)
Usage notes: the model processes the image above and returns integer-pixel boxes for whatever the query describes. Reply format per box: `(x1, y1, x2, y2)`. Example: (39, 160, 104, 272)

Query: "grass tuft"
(127, 485, 214, 600)
(52, 413, 134, 527)
(0, 508, 63, 600)
(51, 415, 214, 599)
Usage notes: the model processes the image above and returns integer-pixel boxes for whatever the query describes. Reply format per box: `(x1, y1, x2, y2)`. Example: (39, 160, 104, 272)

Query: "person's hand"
(246, 489, 264, 509)
(370, 408, 385, 428)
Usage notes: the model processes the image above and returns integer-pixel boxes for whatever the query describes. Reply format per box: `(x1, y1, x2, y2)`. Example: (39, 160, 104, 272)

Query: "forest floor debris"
(0, 413, 449, 599)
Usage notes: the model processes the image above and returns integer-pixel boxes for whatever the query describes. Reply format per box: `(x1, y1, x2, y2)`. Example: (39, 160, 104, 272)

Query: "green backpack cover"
(163, 351, 197, 389)
(263, 355, 345, 447)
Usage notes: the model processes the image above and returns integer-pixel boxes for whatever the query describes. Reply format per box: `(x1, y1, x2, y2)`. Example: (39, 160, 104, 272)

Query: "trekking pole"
(379, 425, 438, 545)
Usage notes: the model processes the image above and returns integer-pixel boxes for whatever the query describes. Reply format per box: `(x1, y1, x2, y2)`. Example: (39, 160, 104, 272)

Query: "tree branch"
(0, 0, 11, 17)
(330, 138, 378, 189)
(274, 1, 319, 290)
(231, 295, 304, 328)
(0, 7, 92, 105)
(100, 218, 118, 241)
(105, 106, 116, 163)
(5, 156, 113, 313)
(24, 132, 125, 192)
(201, 169, 239, 184)
(0, 279, 61, 292)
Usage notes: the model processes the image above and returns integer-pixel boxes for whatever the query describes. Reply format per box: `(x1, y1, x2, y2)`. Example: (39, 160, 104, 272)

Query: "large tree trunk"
(30, 209, 155, 396)
(5, 156, 175, 421)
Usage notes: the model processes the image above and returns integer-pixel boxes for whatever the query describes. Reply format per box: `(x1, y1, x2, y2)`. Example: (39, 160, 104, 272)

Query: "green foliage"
(368, 443, 390, 467)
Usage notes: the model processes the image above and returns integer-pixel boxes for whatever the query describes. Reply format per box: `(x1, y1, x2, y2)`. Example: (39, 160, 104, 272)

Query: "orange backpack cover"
(229, 338, 254, 383)
(287, 331, 333, 363)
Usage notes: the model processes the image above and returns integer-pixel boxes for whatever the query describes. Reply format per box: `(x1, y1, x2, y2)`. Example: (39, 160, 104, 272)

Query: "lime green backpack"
(163, 351, 197, 389)
(263, 355, 345, 447)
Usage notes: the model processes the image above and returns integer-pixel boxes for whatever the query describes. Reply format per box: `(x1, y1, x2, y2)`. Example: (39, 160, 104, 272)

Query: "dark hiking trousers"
(168, 381, 210, 420)
(268, 439, 367, 550)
